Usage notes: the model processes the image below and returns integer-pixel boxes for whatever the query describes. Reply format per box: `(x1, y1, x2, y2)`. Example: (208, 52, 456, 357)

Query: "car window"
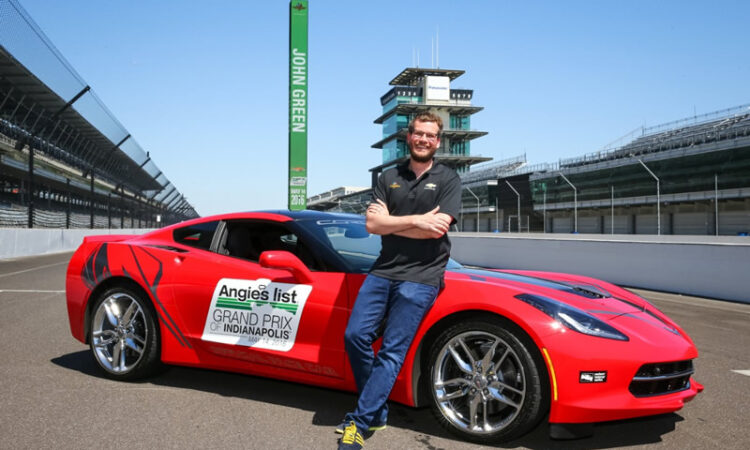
(308, 220, 382, 273)
(301, 219, 462, 273)
(221, 220, 322, 270)
(173, 221, 219, 250)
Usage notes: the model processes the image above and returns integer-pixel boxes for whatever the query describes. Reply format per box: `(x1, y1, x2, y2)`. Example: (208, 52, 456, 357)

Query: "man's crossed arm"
(365, 199, 452, 239)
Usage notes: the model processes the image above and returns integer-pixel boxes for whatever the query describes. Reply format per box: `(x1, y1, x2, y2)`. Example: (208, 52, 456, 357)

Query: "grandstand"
(559, 104, 750, 168)
(309, 103, 750, 235)
(527, 104, 750, 235)
(460, 154, 527, 188)
(458, 157, 559, 232)
(306, 186, 371, 213)
(307, 155, 537, 230)
(0, 0, 196, 228)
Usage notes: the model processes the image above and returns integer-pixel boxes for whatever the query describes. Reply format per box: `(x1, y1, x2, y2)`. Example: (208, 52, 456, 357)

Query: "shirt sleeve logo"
(425, 183, 437, 190)
(389, 182, 401, 189)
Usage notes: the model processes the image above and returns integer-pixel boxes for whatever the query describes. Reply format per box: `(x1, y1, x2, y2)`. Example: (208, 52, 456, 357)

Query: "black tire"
(88, 286, 162, 380)
(426, 319, 548, 443)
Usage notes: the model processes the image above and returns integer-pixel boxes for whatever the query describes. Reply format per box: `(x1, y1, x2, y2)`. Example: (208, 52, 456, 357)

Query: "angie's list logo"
(202, 278, 312, 352)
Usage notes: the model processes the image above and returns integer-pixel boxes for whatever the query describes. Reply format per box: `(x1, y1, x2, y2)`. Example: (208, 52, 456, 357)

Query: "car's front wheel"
(89, 286, 161, 380)
(427, 319, 548, 443)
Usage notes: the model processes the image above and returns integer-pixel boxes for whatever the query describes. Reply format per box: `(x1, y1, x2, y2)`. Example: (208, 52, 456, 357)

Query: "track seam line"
(0, 289, 65, 293)
(0, 261, 68, 278)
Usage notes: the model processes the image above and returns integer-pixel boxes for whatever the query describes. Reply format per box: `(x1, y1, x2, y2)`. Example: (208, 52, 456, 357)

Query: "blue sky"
(15, 0, 750, 216)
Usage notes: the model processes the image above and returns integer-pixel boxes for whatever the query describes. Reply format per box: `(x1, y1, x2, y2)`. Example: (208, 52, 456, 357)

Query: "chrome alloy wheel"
(91, 292, 148, 374)
(432, 331, 526, 435)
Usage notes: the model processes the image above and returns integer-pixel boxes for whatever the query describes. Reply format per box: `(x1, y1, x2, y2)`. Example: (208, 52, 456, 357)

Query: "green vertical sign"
(289, 0, 308, 210)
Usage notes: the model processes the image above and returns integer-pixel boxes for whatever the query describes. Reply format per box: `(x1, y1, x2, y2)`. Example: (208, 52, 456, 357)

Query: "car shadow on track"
(51, 350, 683, 449)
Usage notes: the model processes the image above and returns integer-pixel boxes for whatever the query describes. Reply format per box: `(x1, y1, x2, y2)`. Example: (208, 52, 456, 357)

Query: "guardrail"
(450, 233, 750, 304)
(0, 227, 153, 259)
(4, 229, 747, 304)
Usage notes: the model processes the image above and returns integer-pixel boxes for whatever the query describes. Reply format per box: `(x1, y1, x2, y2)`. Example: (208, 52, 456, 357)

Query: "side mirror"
(259, 250, 313, 283)
(344, 226, 370, 239)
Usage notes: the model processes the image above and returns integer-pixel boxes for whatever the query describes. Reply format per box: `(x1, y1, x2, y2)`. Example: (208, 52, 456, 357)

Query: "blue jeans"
(344, 274, 439, 431)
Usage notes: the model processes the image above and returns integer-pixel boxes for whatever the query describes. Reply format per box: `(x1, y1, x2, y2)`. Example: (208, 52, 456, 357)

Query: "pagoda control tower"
(370, 67, 490, 186)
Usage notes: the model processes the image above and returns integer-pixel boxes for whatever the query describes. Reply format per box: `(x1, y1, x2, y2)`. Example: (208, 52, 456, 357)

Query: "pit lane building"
(309, 66, 492, 213)
(368, 67, 491, 186)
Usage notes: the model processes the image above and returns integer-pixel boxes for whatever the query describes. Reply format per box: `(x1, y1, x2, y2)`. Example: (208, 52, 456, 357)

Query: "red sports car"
(65, 210, 703, 443)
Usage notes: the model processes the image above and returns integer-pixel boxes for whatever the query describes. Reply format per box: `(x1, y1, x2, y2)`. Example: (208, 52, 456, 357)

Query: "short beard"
(410, 147, 436, 163)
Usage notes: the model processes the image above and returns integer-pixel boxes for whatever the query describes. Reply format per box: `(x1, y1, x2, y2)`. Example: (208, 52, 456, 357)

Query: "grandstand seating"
(560, 112, 750, 168)
(0, 202, 27, 227)
(460, 154, 527, 184)
(0, 201, 147, 228)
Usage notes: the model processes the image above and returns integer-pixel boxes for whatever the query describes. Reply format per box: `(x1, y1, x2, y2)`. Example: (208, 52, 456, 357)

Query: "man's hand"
(413, 206, 451, 236)
(394, 206, 452, 239)
(366, 200, 453, 239)
(367, 199, 389, 216)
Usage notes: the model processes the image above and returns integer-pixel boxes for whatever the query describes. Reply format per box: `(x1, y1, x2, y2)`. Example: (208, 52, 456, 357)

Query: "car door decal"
(81, 243, 111, 289)
(201, 278, 312, 352)
(127, 246, 192, 348)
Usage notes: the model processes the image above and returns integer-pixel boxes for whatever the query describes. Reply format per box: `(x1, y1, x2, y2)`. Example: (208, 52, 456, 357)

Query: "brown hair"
(408, 111, 443, 133)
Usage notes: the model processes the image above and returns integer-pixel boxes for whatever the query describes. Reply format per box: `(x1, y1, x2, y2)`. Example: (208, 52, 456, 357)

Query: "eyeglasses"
(410, 131, 440, 141)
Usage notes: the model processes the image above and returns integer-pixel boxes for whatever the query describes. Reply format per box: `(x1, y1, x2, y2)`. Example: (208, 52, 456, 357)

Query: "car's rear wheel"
(427, 319, 548, 443)
(89, 287, 161, 380)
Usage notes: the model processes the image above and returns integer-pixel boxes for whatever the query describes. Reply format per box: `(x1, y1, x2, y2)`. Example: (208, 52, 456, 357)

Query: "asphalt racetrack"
(1, 252, 748, 449)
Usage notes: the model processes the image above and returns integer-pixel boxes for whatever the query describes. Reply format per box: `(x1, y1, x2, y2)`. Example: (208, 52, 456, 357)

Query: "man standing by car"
(338, 112, 461, 449)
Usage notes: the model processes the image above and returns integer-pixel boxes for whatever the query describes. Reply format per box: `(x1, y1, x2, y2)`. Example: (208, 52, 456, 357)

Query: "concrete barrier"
(2, 228, 748, 304)
(450, 233, 750, 304)
(0, 228, 153, 260)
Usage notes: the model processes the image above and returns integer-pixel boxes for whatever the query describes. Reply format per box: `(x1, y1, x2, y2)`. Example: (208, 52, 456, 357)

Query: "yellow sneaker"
(336, 420, 386, 434)
(338, 421, 365, 449)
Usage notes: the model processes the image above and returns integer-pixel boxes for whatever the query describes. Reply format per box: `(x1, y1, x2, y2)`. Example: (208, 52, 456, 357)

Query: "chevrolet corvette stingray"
(65, 210, 702, 443)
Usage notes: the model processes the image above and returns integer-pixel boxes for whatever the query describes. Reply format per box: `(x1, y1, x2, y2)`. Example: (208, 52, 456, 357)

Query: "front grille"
(629, 360, 694, 397)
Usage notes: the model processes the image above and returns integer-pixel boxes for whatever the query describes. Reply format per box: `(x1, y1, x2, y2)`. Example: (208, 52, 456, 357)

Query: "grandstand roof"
(307, 186, 369, 207)
(306, 186, 372, 211)
(0, 46, 161, 192)
(459, 154, 527, 188)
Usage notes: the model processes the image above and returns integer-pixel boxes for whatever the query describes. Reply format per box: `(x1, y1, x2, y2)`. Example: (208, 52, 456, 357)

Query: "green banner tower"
(288, 1, 308, 210)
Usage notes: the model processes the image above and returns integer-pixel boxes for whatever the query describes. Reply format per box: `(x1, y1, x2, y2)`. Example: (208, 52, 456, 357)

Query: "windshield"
(309, 218, 462, 273)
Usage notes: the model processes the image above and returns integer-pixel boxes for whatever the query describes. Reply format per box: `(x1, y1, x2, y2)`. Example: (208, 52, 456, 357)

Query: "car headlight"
(515, 293, 629, 341)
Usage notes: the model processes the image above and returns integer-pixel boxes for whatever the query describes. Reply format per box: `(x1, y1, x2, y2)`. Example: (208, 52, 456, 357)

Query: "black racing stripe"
(146, 297, 184, 348)
(123, 260, 182, 346)
(93, 243, 111, 283)
(127, 245, 192, 349)
(81, 243, 102, 290)
(127, 245, 190, 349)
(588, 309, 679, 335)
(82, 243, 113, 290)
(455, 268, 622, 301)
(140, 248, 194, 349)
(137, 246, 192, 349)
(454, 268, 588, 297)
(612, 295, 646, 311)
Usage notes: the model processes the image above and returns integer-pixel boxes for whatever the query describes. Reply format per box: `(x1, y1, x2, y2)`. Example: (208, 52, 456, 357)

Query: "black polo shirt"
(369, 161, 461, 287)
